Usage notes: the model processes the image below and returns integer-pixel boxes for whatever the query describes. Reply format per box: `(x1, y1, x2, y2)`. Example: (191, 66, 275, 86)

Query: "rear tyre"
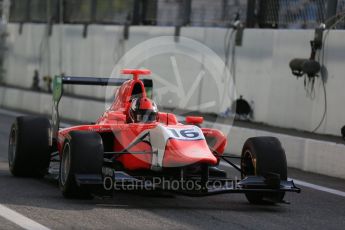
(59, 131, 103, 199)
(241, 137, 287, 204)
(8, 116, 51, 177)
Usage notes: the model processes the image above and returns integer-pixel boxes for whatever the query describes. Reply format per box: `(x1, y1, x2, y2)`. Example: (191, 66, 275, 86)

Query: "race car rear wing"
(51, 75, 153, 140)
(59, 76, 153, 87)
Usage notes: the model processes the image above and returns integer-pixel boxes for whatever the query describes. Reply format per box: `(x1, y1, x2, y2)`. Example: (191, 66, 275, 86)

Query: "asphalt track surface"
(0, 110, 345, 230)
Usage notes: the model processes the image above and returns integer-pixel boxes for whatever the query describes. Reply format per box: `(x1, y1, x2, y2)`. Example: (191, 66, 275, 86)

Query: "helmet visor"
(136, 110, 157, 123)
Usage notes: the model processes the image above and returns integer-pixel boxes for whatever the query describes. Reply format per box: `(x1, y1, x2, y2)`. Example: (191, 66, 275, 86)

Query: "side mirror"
(186, 116, 204, 125)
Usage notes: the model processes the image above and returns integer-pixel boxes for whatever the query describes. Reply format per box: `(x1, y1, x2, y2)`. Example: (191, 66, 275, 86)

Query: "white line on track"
(219, 162, 345, 198)
(290, 178, 345, 197)
(0, 108, 52, 229)
(0, 204, 50, 230)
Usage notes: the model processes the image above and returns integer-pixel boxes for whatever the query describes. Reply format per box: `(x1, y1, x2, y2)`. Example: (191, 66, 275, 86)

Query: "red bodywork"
(57, 69, 227, 171)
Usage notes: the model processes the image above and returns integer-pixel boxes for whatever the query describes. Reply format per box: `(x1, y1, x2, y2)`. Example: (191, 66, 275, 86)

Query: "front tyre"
(241, 137, 287, 204)
(59, 131, 103, 199)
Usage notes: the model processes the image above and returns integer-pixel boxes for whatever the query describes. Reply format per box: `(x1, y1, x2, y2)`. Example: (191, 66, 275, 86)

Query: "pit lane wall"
(1, 85, 345, 179)
(3, 24, 345, 137)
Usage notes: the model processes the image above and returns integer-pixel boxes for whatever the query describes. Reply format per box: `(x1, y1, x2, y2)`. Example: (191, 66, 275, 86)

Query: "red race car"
(8, 69, 300, 203)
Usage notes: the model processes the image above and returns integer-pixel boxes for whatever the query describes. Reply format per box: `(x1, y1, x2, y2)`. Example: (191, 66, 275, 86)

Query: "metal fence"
(7, 0, 247, 26)
(190, 0, 247, 27)
(153, 0, 247, 27)
(6, 0, 345, 29)
(262, 0, 327, 28)
(336, 0, 345, 28)
(9, 0, 135, 24)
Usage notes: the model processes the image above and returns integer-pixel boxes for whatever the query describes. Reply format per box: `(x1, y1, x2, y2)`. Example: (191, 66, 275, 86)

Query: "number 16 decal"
(168, 128, 202, 139)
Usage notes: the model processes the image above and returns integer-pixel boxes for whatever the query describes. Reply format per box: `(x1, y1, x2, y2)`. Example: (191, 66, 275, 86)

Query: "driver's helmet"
(129, 97, 158, 123)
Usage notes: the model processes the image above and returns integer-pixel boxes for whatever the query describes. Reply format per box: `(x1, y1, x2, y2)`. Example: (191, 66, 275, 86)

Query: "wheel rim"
(60, 143, 71, 186)
(8, 128, 17, 167)
(242, 150, 255, 178)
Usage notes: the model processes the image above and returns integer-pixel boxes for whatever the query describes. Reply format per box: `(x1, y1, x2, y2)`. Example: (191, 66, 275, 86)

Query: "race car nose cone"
(162, 139, 218, 167)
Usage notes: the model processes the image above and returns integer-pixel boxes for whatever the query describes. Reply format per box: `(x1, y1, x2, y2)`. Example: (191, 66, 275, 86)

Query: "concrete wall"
(0, 86, 104, 122)
(3, 23, 345, 136)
